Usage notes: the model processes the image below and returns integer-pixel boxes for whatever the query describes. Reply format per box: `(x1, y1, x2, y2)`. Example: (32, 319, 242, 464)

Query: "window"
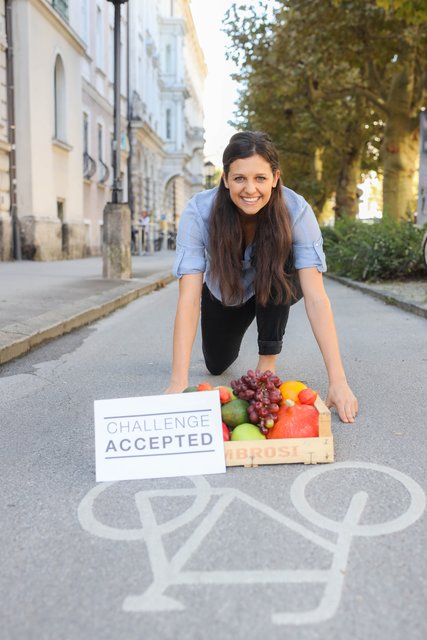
(97, 123, 104, 183)
(110, 132, 114, 167)
(52, 0, 69, 22)
(108, 26, 114, 82)
(54, 55, 66, 141)
(98, 123, 103, 162)
(97, 123, 110, 184)
(80, 0, 89, 44)
(83, 113, 89, 154)
(166, 109, 172, 140)
(165, 44, 172, 73)
(96, 6, 104, 69)
(144, 177, 151, 211)
(83, 112, 96, 180)
(57, 199, 64, 222)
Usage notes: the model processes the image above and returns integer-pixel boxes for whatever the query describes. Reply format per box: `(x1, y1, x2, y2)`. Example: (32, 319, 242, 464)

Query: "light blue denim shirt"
(172, 185, 327, 304)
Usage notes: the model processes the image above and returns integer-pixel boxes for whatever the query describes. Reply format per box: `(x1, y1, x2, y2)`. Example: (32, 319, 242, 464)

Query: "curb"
(325, 274, 427, 320)
(0, 271, 176, 366)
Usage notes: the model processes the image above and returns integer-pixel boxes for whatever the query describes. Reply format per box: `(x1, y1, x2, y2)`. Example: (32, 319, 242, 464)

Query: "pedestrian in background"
(139, 212, 150, 254)
(166, 131, 358, 423)
(159, 213, 168, 251)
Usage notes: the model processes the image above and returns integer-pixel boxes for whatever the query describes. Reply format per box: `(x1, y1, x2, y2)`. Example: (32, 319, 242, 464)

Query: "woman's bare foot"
(256, 355, 277, 374)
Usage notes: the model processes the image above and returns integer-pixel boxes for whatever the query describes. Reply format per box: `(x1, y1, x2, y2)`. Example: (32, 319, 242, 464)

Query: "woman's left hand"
(325, 381, 358, 423)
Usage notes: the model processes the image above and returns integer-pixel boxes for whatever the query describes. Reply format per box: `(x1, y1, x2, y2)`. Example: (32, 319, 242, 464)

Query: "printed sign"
(94, 391, 226, 482)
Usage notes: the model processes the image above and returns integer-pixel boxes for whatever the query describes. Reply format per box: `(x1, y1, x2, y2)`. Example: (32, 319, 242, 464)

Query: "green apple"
(230, 423, 266, 441)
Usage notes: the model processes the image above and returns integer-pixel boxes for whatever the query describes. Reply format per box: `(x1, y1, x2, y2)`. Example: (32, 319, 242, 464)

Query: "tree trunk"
(382, 112, 419, 219)
(381, 49, 420, 220)
(310, 147, 328, 215)
(334, 147, 362, 219)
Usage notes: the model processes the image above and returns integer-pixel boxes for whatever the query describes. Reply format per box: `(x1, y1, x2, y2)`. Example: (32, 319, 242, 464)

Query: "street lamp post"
(108, 0, 127, 204)
(103, 0, 131, 279)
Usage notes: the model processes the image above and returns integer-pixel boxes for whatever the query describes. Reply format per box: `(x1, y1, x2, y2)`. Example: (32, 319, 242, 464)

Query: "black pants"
(201, 284, 292, 375)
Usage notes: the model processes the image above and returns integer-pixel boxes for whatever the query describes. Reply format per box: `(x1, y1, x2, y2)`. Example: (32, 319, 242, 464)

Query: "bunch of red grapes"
(231, 369, 282, 434)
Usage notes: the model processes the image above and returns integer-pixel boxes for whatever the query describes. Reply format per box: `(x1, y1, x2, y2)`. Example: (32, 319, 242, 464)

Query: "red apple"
(222, 421, 230, 441)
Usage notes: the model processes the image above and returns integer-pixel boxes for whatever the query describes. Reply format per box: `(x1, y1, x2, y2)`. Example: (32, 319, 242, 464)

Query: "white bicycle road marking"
(77, 461, 426, 626)
(290, 461, 426, 536)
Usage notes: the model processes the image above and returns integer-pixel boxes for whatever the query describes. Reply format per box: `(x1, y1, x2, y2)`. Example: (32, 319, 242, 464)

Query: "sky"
(190, 0, 240, 166)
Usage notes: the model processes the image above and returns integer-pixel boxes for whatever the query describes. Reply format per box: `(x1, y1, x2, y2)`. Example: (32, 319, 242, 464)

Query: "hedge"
(321, 217, 425, 282)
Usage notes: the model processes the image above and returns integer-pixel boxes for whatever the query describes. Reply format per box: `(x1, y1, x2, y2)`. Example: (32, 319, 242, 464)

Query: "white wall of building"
(13, 0, 86, 259)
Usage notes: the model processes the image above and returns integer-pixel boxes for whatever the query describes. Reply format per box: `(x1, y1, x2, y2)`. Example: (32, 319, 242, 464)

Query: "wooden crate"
(224, 396, 333, 467)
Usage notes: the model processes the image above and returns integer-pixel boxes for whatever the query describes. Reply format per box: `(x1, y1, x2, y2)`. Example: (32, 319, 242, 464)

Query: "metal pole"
(126, 1, 134, 219)
(112, 1, 122, 204)
(173, 179, 177, 236)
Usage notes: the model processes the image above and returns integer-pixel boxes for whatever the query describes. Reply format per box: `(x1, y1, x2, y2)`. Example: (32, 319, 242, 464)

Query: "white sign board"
(94, 391, 226, 482)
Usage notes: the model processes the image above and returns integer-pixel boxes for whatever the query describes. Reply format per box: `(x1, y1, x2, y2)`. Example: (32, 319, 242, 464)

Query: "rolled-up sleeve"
(172, 197, 207, 278)
(292, 201, 327, 272)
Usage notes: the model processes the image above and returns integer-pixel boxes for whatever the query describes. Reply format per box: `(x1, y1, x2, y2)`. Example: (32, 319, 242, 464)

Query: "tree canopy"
(224, 0, 427, 219)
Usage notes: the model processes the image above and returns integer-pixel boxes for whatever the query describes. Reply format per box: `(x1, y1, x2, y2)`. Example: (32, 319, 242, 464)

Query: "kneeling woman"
(165, 131, 358, 423)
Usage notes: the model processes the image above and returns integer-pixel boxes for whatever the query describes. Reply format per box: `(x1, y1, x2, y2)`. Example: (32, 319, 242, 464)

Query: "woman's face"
(223, 154, 280, 215)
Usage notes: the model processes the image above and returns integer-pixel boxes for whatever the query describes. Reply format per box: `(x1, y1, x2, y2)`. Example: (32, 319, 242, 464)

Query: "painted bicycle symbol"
(78, 461, 425, 625)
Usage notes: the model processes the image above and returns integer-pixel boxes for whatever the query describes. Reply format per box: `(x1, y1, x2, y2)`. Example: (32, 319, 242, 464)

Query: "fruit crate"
(224, 396, 333, 467)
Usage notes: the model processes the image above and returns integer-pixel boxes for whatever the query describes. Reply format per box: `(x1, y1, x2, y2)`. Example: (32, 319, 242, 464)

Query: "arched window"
(54, 54, 66, 141)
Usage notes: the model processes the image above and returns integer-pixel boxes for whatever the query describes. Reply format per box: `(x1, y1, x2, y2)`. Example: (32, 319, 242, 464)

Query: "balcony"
(187, 126, 205, 151)
(83, 152, 96, 181)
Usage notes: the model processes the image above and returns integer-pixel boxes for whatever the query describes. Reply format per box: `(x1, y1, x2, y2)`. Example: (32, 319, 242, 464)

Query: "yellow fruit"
(279, 380, 307, 404)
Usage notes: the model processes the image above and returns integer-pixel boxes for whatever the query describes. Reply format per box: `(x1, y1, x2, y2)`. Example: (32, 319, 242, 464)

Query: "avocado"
(183, 386, 199, 393)
(221, 398, 250, 427)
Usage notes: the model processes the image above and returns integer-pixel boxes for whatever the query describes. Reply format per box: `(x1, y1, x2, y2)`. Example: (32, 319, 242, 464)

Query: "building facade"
(12, 0, 87, 260)
(128, 0, 206, 240)
(0, 0, 205, 261)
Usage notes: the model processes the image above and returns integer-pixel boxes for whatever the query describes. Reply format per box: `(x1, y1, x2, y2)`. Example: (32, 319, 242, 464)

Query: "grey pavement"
(0, 250, 425, 366)
(0, 250, 176, 364)
(0, 275, 426, 640)
(326, 274, 427, 319)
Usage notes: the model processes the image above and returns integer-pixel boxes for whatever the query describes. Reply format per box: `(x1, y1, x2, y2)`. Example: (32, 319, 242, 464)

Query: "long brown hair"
(209, 131, 294, 306)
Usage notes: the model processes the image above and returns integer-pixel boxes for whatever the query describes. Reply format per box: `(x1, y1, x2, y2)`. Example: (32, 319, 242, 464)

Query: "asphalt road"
(1, 279, 426, 640)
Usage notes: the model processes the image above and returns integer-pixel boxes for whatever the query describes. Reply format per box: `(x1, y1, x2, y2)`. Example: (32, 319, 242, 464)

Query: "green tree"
(225, 0, 427, 220)
(375, 0, 427, 23)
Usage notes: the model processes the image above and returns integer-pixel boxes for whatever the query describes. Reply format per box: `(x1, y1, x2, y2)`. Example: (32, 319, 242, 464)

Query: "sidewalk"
(0, 252, 425, 366)
(325, 274, 427, 319)
(0, 250, 176, 365)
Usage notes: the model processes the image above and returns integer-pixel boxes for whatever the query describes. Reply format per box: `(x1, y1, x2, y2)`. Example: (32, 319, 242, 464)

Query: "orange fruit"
(279, 380, 307, 404)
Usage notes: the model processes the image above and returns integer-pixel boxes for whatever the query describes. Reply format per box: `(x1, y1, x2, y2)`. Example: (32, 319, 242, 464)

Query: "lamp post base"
(102, 202, 132, 279)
